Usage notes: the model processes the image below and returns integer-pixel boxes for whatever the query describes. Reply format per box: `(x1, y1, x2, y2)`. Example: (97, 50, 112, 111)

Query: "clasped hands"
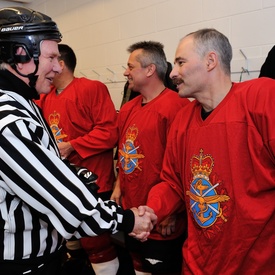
(129, 207, 177, 241)
(129, 206, 157, 242)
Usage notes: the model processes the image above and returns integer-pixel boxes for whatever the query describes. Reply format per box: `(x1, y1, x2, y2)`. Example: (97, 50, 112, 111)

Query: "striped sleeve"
(0, 92, 134, 260)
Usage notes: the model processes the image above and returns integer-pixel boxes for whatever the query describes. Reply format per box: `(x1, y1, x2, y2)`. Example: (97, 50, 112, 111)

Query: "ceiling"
(1, 0, 34, 3)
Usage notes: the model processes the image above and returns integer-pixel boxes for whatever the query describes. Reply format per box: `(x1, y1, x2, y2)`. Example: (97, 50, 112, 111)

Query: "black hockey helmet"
(0, 7, 62, 86)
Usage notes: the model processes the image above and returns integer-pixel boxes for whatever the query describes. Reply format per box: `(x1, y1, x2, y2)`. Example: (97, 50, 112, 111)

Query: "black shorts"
(124, 233, 185, 274)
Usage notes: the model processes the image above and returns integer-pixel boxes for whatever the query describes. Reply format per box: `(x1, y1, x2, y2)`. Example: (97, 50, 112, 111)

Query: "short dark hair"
(127, 41, 168, 81)
(58, 44, 77, 73)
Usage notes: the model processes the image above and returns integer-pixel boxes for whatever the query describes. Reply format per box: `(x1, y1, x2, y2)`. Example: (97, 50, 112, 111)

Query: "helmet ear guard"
(13, 44, 32, 64)
(0, 7, 62, 87)
(0, 41, 32, 66)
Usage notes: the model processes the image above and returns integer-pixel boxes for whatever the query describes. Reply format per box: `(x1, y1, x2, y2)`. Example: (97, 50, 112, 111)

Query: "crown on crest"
(191, 149, 214, 179)
(49, 111, 60, 126)
(126, 125, 138, 142)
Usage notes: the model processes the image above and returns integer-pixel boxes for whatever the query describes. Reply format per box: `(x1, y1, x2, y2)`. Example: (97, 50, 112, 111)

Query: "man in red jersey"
(147, 28, 275, 274)
(112, 41, 189, 275)
(37, 44, 119, 275)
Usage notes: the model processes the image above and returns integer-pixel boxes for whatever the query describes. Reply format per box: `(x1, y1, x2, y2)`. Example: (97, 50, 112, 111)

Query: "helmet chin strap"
(28, 72, 39, 88)
(13, 57, 39, 89)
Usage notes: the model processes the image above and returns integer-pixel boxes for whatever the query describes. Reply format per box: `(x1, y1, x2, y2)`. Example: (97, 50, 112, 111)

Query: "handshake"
(64, 159, 157, 241)
(64, 159, 158, 240)
(129, 206, 158, 242)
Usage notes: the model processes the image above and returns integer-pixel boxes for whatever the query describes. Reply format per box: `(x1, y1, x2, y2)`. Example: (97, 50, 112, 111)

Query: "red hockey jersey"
(148, 78, 275, 274)
(38, 77, 118, 192)
(118, 88, 189, 240)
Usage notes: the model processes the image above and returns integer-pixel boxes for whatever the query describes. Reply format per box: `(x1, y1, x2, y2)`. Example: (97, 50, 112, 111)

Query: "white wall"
(1, 0, 275, 110)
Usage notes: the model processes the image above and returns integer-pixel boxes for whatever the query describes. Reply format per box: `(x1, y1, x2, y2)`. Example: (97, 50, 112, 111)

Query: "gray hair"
(127, 41, 168, 81)
(185, 28, 232, 75)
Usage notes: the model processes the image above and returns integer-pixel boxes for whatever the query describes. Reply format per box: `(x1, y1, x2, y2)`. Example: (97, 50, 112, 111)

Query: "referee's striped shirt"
(0, 71, 133, 262)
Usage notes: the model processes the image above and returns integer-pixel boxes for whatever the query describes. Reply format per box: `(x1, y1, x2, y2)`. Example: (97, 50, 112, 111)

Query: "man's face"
(170, 36, 207, 99)
(123, 49, 149, 92)
(35, 40, 62, 94)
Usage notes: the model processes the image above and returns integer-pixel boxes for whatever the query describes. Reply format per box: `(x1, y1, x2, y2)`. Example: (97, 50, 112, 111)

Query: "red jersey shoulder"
(119, 95, 142, 112)
(35, 88, 55, 108)
(73, 77, 109, 93)
(162, 88, 190, 106)
(152, 89, 189, 116)
(170, 99, 199, 127)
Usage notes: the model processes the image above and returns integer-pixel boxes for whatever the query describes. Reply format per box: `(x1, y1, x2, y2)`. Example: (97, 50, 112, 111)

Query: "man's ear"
(146, 63, 156, 77)
(206, 51, 217, 71)
(58, 60, 65, 70)
(15, 46, 26, 56)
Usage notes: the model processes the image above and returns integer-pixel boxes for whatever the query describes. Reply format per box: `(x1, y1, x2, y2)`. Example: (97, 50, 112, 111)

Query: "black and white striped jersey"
(0, 72, 133, 261)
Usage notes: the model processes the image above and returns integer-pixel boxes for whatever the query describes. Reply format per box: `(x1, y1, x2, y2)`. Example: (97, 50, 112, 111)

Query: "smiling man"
(147, 28, 275, 274)
(0, 7, 157, 275)
(112, 41, 189, 275)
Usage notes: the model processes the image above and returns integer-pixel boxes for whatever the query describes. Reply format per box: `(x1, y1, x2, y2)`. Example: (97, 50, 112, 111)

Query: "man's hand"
(58, 141, 74, 159)
(129, 206, 157, 242)
(156, 215, 176, 237)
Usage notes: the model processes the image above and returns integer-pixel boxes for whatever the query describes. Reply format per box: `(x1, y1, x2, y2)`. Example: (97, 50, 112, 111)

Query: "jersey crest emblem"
(119, 125, 144, 174)
(186, 149, 230, 228)
(48, 111, 67, 143)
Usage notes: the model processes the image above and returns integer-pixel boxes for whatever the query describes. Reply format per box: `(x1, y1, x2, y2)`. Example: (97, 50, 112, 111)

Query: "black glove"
(74, 165, 99, 193)
(63, 159, 99, 193)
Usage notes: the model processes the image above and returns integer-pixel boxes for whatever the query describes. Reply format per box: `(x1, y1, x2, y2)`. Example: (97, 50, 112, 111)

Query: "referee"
(0, 7, 157, 275)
